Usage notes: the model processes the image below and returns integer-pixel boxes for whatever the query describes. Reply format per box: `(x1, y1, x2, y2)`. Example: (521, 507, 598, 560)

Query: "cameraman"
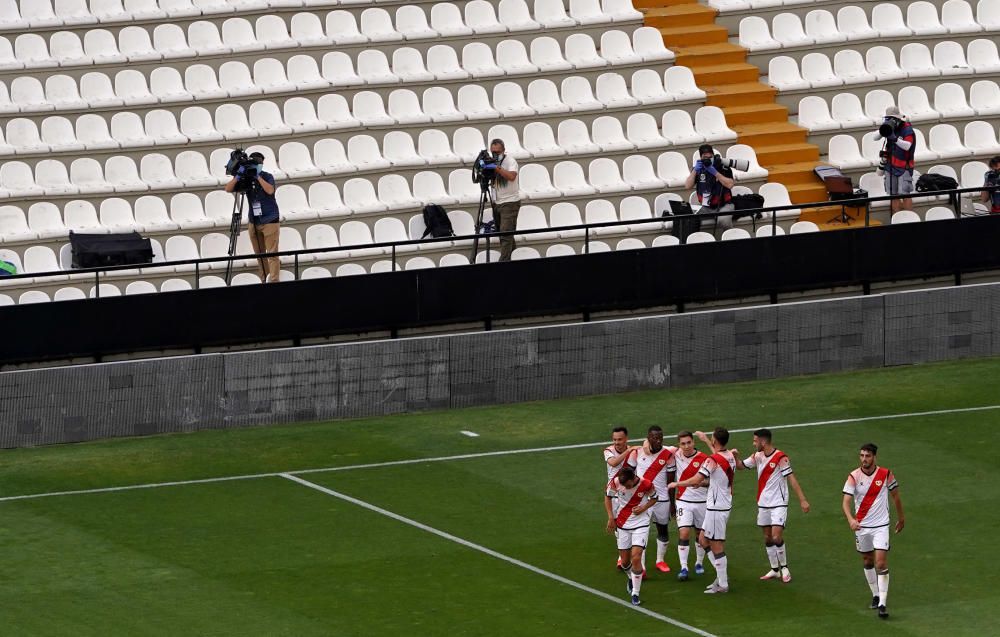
(982, 156, 1000, 214)
(486, 138, 520, 262)
(685, 144, 736, 232)
(224, 151, 280, 283)
(872, 106, 916, 214)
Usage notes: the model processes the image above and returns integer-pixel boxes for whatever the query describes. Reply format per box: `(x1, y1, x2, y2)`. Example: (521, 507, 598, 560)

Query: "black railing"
(1, 184, 996, 296)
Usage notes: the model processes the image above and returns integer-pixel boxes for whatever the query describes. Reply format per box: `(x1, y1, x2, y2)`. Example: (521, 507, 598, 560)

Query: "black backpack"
(420, 204, 454, 239)
(731, 193, 765, 221)
(916, 173, 960, 209)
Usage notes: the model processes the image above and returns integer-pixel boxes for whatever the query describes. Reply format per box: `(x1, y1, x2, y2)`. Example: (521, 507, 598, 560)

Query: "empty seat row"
(797, 81, 1000, 131)
(0, 0, 642, 33)
(740, 1, 998, 51)
(0, 105, 733, 168)
(0, 23, 671, 74)
(0, 146, 767, 241)
(828, 121, 1000, 170)
(0, 40, 684, 113)
(767, 39, 1000, 92)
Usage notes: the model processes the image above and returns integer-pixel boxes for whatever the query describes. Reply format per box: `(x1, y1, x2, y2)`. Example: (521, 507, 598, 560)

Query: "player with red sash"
(633, 425, 676, 574)
(604, 426, 637, 569)
(843, 442, 904, 620)
(669, 427, 737, 594)
(605, 466, 657, 606)
(737, 428, 810, 583)
(672, 430, 709, 581)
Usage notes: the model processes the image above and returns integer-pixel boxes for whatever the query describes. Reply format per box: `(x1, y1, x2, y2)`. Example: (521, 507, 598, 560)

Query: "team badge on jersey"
(875, 480, 883, 486)
(769, 462, 776, 468)
(659, 459, 666, 465)
(694, 462, 700, 468)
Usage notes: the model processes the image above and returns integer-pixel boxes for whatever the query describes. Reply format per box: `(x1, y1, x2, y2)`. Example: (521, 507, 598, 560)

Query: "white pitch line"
(279, 473, 718, 637)
(0, 403, 997, 504)
(460, 430, 480, 437)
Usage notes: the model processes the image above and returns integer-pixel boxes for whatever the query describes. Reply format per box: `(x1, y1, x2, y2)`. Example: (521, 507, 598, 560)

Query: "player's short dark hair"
(612, 426, 628, 435)
(677, 430, 693, 441)
(647, 425, 663, 434)
(753, 428, 772, 442)
(619, 466, 636, 483)
(713, 427, 730, 446)
(860, 443, 878, 455)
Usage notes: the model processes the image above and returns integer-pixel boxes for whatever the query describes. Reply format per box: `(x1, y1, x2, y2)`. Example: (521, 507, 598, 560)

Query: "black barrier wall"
(4, 214, 1000, 365)
(1, 283, 998, 448)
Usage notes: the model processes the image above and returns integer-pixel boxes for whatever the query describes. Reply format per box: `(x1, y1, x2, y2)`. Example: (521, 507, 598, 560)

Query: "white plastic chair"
(772, 12, 814, 48)
(768, 56, 809, 91)
(463, 42, 504, 78)
(739, 16, 780, 51)
(798, 96, 839, 131)
(465, 0, 505, 33)
(593, 116, 635, 152)
(565, 33, 607, 69)
(430, 3, 472, 37)
(891, 210, 921, 224)
(964, 121, 1000, 156)
(968, 38, 1000, 73)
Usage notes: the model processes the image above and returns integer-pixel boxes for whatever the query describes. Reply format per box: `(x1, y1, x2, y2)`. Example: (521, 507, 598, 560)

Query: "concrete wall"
(2, 283, 999, 448)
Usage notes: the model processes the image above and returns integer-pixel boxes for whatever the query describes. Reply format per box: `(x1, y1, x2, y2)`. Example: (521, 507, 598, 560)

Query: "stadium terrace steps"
(643, 0, 828, 206)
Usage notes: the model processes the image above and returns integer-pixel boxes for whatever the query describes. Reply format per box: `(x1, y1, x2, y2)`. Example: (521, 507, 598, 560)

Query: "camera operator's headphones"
(248, 151, 265, 167)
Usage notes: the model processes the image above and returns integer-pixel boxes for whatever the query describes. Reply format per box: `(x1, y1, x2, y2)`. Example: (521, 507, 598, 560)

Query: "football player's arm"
(667, 469, 676, 515)
(788, 473, 810, 513)
(693, 431, 712, 449)
(842, 493, 859, 531)
(604, 491, 616, 534)
(606, 448, 632, 468)
(634, 494, 657, 515)
(890, 487, 904, 534)
(669, 472, 705, 490)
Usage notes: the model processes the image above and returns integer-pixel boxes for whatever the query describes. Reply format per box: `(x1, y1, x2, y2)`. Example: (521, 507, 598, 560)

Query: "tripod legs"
(470, 187, 496, 263)
(224, 192, 245, 285)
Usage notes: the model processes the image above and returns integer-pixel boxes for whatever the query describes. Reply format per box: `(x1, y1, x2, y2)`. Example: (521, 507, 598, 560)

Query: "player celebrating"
(668, 427, 736, 594)
(672, 430, 709, 581)
(605, 466, 657, 606)
(633, 425, 676, 573)
(738, 428, 810, 583)
(604, 426, 637, 569)
(842, 443, 904, 620)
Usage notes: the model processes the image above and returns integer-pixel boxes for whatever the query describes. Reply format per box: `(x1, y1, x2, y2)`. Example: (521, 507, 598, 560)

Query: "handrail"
(1, 184, 996, 286)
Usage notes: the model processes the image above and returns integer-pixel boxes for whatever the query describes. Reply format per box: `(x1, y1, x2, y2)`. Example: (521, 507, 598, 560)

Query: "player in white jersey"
(605, 466, 657, 606)
(604, 426, 637, 569)
(737, 428, 810, 583)
(669, 427, 736, 594)
(672, 430, 710, 581)
(842, 442, 904, 620)
(633, 425, 676, 574)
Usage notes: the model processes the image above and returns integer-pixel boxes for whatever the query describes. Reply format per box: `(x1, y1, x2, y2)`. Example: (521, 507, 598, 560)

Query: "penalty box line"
(0, 404, 997, 504)
(279, 473, 719, 637)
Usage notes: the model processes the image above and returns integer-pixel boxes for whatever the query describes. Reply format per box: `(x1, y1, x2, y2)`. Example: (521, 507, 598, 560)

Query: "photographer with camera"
(685, 144, 737, 233)
(872, 106, 917, 214)
(982, 156, 1000, 214)
(485, 139, 520, 261)
(224, 151, 281, 283)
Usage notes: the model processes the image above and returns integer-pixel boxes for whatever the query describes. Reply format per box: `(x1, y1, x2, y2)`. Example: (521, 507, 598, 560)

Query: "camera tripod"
(224, 190, 247, 285)
(470, 180, 498, 263)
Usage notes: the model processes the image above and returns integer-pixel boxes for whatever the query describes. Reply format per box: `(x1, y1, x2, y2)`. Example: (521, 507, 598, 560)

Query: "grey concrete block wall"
(1, 283, 999, 448)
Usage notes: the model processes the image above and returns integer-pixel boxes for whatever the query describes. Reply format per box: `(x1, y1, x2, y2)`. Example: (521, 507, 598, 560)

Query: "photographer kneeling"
(486, 138, 521, 262)
(872, 106, 917, 214)
(685, 144, 736, 234)
(982, 156, 1000, 214)
(224, 151, 281, 283)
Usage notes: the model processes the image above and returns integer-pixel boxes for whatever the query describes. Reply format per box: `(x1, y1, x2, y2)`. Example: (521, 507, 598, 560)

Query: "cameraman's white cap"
(885, 106, 904, 119)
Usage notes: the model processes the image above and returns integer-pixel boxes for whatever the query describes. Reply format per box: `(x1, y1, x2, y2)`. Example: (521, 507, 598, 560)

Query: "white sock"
(766, 545, 779, 570)
(706, 548, 718, 569)
(640, 549, 646, 571)
(715, 553, 729, 588)
(864, 567, 878, 595)
(775, 544, 787, 568)
(678, 544, 690, 569)
(877, 570, 889, 607)
(656, 539, 669, 563)
(696, 544, 707, 566)
(631, 567, 643, 596)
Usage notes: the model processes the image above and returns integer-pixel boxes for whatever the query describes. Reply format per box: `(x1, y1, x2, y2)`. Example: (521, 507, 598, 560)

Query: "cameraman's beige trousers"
(248, 222, 280, 283)
(494, 201, 521, 262)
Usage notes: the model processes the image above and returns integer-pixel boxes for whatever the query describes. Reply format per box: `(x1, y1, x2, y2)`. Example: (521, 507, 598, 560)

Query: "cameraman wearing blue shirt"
(225, 151, 281, 283)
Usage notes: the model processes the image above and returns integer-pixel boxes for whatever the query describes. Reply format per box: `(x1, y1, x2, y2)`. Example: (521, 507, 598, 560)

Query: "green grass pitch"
(1, 357, 999, 636)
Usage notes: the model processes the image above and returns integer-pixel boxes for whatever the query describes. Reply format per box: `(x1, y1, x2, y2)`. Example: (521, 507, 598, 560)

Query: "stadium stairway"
(639, 0, 852, 227)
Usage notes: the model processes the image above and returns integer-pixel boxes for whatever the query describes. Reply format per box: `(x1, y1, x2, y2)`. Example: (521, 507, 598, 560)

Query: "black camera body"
(700, 154, 748, 174)
(879, 117, 903, 139)
(472, 149, 499, 188)
(225, 148, 259, 192)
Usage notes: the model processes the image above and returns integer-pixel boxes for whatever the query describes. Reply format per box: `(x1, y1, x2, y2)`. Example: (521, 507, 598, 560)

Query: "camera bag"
(420, 204, 455, 239)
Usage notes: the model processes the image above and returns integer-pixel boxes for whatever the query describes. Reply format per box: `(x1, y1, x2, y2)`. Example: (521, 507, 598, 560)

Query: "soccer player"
(738, 428, 810, 583)
(842, 443, 904, 620)
(605, 466, 657, 606)
(668, 427, 736, 594)
(633, 425, 676, 573)
(672, 430, 710, 581)
(604, 426, 637, 569)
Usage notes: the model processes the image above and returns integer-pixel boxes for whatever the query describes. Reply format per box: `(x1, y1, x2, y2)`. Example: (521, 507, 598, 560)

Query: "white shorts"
(757, 506, 788, 528)
(703, 509, 731, 541)
(617, 527, 649, 550)
(650, 500, 672, 525)
(855, 525, 890, 553)
(675, 501, 706, 530)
